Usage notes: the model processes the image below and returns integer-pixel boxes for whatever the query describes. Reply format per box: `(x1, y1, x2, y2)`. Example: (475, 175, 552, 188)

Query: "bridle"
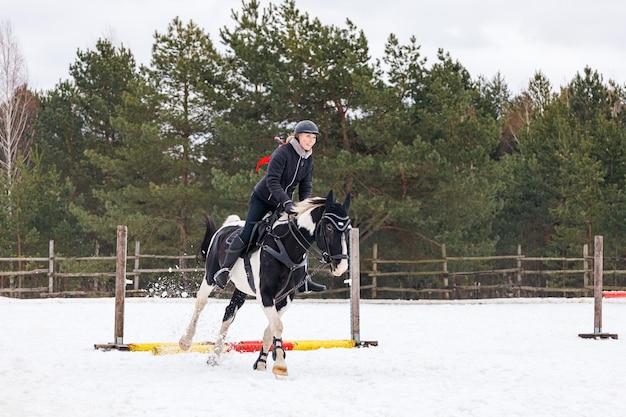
(314, 212, 351, 266)
(285, 209, 350, 267)
(266, 207, 351, 303)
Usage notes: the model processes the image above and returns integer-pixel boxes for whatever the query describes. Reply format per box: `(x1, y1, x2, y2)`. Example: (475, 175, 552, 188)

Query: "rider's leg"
(214, 193, 273, 288)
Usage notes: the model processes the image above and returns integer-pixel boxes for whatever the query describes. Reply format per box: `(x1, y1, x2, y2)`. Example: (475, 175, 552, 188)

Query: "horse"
(179, 190, 351, 376)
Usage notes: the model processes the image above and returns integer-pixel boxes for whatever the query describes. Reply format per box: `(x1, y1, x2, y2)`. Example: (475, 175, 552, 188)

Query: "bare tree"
(0, 21, 33, 192)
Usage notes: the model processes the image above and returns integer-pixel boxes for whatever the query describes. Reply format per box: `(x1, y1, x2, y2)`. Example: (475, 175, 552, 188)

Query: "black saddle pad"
(247, 210, 282, 252)
(213, 210, 282, 267)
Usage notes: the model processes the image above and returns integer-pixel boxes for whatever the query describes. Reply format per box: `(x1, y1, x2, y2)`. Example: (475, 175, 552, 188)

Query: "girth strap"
(243, 255, 256, 293)
(262, 238, 307, 272)
(262, 237, 308, 303)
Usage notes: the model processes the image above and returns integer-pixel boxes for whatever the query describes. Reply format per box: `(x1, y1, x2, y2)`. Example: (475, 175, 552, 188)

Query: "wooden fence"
(362, 242, 626, 299)
(3, 239, 626, 299)
(0, 239, 204, 298)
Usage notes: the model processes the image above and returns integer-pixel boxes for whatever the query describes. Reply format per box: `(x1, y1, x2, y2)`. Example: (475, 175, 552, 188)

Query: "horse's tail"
(197, 215, 217, 263)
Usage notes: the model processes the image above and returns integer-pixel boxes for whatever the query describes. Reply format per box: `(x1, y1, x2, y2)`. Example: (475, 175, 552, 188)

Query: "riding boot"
(214, 234, 247, 289)
(297, 275, 326, 293)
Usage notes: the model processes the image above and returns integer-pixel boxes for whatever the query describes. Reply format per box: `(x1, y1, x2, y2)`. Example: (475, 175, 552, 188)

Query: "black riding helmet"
(294, 120, 319, 136)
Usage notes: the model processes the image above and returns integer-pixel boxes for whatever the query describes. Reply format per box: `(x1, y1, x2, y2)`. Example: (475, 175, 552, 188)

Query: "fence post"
(93, 241, 100, 292)
(349, 228, 360, 344)
(583, 243, 589, 288)
(114, 226, 128, 345)
(134, 241, 141, 291)
(441, 244, 449, 298)
(513, 244, 522, 297)
(179, 252, 188, 281)
(371, 243, 378, 299)
(593, 236, 603, 334)
(578, 235, 617, 339)
(48, 240, 55, 294)
(516, 245, 522, 284)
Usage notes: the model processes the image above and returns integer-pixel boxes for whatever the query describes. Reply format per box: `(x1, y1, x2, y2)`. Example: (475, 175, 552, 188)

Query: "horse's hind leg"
(179, 279, 215, 350)
(208, 289, 247, 366)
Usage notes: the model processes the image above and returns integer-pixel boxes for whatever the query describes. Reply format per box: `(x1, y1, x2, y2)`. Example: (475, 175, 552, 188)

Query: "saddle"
(210, 210, 284, 292)
(224, 209, 282, 257)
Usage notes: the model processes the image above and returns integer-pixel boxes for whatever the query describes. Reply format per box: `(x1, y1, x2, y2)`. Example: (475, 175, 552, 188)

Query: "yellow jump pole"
(149, 339, 361, 356)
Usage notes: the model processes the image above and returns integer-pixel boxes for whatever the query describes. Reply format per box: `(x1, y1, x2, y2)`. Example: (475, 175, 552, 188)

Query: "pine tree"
(142, 17, 227, 251)
(36, 39, 141, 253)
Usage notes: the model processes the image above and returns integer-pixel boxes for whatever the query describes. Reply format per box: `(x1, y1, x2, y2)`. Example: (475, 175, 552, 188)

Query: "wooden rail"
(0, 237, 204, 297)
(362, 240, 625, 299)
(2, 236, 625, 299)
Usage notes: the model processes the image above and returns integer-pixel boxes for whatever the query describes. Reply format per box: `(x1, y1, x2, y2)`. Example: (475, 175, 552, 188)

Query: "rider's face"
(297, 133, 317, 151)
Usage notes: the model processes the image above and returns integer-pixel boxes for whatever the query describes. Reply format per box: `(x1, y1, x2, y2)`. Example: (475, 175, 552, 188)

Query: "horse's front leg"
(261, 296, 291, 376)
(208, 289, 247, 366)
(179, 278, 214, 350)
(253, 325, 272, 371)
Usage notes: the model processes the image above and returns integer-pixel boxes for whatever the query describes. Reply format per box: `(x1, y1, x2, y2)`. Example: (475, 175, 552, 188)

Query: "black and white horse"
(179, 191, 351, 376)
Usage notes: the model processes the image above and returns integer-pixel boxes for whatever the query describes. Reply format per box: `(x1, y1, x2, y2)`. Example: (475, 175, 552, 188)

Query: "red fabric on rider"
(256, 136, 287, 173)
(255, 154, 271, 173)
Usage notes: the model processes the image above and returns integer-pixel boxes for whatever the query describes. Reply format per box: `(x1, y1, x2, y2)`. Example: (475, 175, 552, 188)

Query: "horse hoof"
(272, 364, 288, 376)
(253, 362, 266, 371)
(179, 337, 192, 351)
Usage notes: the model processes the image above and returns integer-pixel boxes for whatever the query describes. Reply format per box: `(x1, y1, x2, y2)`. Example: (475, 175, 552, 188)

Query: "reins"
(267, 208, 350, 304)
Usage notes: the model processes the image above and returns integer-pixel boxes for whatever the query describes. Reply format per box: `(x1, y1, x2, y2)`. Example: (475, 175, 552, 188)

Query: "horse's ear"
(325, 190, 334, 209)
(343, 192, 351, 211)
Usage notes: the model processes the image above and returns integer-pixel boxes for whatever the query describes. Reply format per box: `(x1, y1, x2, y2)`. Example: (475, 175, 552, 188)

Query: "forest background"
(2, 0, 626, 273)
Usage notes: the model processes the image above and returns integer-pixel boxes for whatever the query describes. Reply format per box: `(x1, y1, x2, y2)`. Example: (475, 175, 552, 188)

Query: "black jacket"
(253, 143, 313, 208)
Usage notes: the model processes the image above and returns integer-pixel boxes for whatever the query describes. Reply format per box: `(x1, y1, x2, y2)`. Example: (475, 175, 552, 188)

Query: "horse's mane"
(271, 197, 331, 225)
(293, 197, 326, 215)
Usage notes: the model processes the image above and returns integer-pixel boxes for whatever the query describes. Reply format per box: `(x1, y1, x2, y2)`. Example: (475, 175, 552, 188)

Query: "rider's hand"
(283, 201, 297, 215)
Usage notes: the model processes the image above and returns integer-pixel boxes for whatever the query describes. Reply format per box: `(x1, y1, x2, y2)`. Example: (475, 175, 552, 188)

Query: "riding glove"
(283, 200, 297, 215)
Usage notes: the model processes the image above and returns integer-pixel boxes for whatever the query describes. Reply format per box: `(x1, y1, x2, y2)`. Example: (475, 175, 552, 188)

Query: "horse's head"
(315, 190, 352, 276)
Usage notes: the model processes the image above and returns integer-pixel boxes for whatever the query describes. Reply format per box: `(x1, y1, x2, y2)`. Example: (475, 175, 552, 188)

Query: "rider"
(213, 120, 326, 292)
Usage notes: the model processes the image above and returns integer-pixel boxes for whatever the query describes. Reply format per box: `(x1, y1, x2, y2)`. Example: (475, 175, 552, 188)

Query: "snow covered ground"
(1, 296, 626, 417)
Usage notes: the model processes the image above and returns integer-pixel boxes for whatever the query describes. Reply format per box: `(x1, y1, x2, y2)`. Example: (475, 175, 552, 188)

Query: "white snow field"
(1, 296, 626, 417)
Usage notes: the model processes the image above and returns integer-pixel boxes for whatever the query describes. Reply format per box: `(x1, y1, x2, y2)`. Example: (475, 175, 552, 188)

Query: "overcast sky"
(5, 0, 626, 94)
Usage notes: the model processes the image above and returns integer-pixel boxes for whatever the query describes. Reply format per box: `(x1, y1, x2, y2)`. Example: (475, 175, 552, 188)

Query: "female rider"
(213, 120, 325, 292)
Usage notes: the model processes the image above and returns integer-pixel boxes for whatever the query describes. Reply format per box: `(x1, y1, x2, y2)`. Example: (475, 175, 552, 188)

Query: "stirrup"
(213, 267, 230, 289)
(298, 275, 326, 293)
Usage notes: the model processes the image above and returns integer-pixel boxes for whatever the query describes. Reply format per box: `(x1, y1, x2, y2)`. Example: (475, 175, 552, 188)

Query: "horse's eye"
(326, 223, 334, 233)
